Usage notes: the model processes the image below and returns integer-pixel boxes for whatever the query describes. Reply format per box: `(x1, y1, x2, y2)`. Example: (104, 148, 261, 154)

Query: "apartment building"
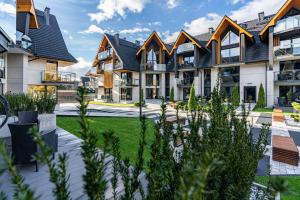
(91, 0, 300, 107)
(5, 0, 77, 99)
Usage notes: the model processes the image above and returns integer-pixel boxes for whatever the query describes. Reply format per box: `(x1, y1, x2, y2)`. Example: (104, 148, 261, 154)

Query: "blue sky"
(0, 0, 286, 76)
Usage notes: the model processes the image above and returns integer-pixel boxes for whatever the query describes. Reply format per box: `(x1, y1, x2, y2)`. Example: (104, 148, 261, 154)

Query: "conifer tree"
(170, 87, 175, 103)
(188, 84, 197, 111)
(256, 83, 266, 108)
(231, 84, 240, 107)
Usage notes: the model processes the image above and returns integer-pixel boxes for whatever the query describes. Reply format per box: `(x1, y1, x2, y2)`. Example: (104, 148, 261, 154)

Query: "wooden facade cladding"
(274, 36, 280, 46)
(104, 71, 113, 88)
(259, 0, 300, 40)
(16, 0, 38, 29)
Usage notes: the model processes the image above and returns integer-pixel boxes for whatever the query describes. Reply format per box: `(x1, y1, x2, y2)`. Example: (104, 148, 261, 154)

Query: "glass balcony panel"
(98, 50, 111, 61)
(177, 42, 194, 54)
(104, 63, 113, 71)
(274, 15, 300, 33)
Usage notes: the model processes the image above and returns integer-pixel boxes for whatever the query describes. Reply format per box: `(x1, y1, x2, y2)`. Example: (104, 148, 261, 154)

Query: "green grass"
(89, 101, 135, 107)
(252, 107, 274, 113)
(255, 176, 300, 200)
(57, 116, 154, 166)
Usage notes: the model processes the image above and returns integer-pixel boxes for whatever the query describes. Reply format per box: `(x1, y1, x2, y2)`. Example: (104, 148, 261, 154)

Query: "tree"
(170, 87, 175, 103)
(231, 84, 240, 107)
(256, 83, 266, 108)
(188, 84, 197, 111)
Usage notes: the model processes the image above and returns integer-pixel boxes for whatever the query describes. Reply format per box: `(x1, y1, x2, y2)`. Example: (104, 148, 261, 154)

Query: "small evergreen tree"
(231, 84, 240, 107)
(256, 83, 266, 108)
(170, 87, 175, 103)
(188, 84, 197, 111)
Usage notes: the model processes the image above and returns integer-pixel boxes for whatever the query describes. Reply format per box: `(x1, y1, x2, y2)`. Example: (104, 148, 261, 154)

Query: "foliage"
(30, 126, 71, 200)
(256, 83, 266, 108)
(231, 84, 240, 107)
(292, 102, 300, 111)
(287, 90, 293, 102)
(3, 93, 36, 116)
(35, 94, 57, 114)
(134, 101, 146, 107)
(77, 87, 108, 200)
(188, 84, 197, 111)
(0, 141, 38, 200)
(170, 87, 175, 103)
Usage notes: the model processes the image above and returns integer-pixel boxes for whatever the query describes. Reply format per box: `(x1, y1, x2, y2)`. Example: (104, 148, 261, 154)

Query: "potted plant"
(36, 94, 57, 132)
(287, 90, 293, 106)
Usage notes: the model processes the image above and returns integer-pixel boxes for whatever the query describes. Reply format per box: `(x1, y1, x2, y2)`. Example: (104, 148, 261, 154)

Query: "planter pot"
(277, 98, 287, 107)
(38, 113, 56, 132)
(18, 111, 38, 124)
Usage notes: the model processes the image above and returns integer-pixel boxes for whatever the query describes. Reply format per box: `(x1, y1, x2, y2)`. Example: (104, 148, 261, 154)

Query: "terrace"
(41, 71, 76, 84)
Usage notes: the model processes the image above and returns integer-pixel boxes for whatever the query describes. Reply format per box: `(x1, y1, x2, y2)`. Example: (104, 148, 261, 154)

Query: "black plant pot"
(18, 111, 38, 124)
(278, 97, 287, 107)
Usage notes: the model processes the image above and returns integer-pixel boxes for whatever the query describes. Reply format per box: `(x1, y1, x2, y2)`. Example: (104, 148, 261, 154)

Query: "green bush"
(256, 83, 266, 108)
(35, 94, 57, 114)
(4, 93, 36, 116)
(134, 101, 145, 107)
(170, 87, 174, 102)
(231, 84, 240, 107)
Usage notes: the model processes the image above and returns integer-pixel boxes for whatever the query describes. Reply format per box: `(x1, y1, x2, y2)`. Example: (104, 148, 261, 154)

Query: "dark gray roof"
(18, 9, 77, 63)
(105, 33, 140, 71)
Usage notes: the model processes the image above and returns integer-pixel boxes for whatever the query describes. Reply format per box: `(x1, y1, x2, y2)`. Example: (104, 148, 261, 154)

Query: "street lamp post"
(139, 63, 143, 119)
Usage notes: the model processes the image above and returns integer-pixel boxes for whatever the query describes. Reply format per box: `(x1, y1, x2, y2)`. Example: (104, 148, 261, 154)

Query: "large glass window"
(147, 49, 157, 64)
(0, 54, 5, 79)
(221, 31, 240, 46)
(221, 47, 240, 63)
(121, 72, 132, 84)
(184, 56, 194, 64)
(146, 74, 153, 86)
(45, 61, 58, 81)
(121, 88, 132, 101)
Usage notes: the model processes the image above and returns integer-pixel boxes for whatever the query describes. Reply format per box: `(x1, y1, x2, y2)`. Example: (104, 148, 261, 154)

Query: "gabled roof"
(92, 33, 140, 71)
(21, 9, 77, 63)
(206, 16, 254, 47)
(259, 0, 300, 40)
(16, 0, 38, 29)
(136, 31, 170, 56)
(170, 30, 208, 55)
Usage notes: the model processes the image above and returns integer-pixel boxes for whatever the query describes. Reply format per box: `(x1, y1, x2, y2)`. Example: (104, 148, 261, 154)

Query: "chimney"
(135, 40, 140, 46)
(114, 33, 119, 45)
(44, 7, 50, 25)
(258, 12, 265, 21)
(209, 27, 214, 34)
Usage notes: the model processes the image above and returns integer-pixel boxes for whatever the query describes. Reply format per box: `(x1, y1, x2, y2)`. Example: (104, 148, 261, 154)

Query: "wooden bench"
(272, 135, 299, 166)
(273, 109, 285, 122)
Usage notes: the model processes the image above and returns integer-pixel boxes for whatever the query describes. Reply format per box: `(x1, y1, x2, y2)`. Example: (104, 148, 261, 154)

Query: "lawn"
(89, 101, 135, 107)
(255, 176, 300, 200)
(57, 116, 155, 166)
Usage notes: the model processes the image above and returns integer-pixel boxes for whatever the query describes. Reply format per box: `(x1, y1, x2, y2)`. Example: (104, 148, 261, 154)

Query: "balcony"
(274, 44, 300, 58)
(274, 70, 300, 85)
(177, 77, 194, 87)
(274, 14, 300, 34)
(220, 56, 240, 65)
(41, 71, 76, 84)
(145, 63, 166, 72)
(116, 79, 139, 87)
(177, 42, 194, 54)
(178, 62, 194, 69)
(98, 49, 112, 61)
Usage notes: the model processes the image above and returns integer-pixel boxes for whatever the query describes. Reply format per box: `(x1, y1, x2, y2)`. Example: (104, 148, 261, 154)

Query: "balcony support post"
(240, 33, 246, 63)
(269, 27, 274, 70)
(212, 40, 217, 66)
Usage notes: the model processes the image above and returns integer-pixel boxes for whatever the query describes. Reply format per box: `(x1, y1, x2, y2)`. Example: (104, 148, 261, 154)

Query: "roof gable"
(259, 0, 300, 40)
(206, 16, 254, 47)
(136, 31, 170, 55)
(170, 30, 207, 55)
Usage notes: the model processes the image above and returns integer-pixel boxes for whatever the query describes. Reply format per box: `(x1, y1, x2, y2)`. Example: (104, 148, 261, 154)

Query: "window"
(147, 49, 157, 64)
(0, 54, 5, 79)
(121, 72, 132, 84)
(221, 31, 240, 46)
(184, 56, 194, 64)
(146, 74, 153, 86)
(221, 47, 240, 58)
(121, 88, 132, 101)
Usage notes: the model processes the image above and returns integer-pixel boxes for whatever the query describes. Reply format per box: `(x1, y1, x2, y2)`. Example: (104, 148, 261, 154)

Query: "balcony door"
(244, 86, 256, 103)
(45, 61, 58, 81)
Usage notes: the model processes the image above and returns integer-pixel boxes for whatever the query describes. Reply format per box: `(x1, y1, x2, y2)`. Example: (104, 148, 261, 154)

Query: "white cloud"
(79, 25, 105, 34)
(229, 0, 244, 5)
(61, 57, 92, 80)
(119, 27, 150, 34)
(148, 21, 162, 26)
(167, 0, 179, 9)
(88, 0, 150, 23)
(163, 0, 285, 43)
(0, 2, 15, 16)
(163, 30, 180, 43)
(229, 0, 284, 23)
